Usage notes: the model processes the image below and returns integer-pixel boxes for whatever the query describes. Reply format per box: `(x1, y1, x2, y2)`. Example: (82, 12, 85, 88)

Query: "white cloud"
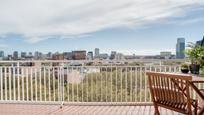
(0, 0, 203, 43)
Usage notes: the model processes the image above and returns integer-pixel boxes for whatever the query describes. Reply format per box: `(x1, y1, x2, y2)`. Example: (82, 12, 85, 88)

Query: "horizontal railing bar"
(0, 59, 186, 63)
(63, 102, 153, 106)
(0, 101, 62, 105)
(0, 101, 153, 106)
(0, 65, 180, 69)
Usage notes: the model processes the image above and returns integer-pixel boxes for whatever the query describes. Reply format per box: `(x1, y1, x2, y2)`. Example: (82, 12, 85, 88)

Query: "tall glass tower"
(176, 38, 185, 59)
(95, 48, 100, 58)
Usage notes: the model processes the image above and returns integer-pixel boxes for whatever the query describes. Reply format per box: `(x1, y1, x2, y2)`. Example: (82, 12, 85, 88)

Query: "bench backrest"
(146, 72, 193, 114)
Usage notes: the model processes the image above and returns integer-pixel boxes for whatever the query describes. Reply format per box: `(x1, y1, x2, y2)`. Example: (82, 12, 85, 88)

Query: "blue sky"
(0, 0, 204, 55)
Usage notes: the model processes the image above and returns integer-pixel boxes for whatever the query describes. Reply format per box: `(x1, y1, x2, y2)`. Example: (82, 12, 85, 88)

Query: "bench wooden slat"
(146, 72, 198, 115)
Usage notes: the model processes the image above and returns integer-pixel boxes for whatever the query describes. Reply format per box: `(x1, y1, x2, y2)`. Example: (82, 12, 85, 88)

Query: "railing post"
(62, 66, 64, 103)
(60, 66, 64, 108)
(144, 66, 147, 102)
(0, 68, 2, 101)
(81, 66, 84, 102)
(17, 62, 20, 101)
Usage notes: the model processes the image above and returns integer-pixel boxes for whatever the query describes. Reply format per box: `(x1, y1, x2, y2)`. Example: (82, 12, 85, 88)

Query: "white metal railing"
(0, 65, 187, 104)
(1, 64, 203, 105)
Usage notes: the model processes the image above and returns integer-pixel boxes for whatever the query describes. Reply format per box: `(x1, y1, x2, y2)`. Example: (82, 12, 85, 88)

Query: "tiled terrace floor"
(0, 103, 181, 115)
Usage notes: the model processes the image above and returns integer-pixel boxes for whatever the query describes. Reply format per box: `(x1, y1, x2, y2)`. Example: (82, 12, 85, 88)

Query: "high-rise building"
(13, 51, 18, 60)
(87, 51, 93, 60)
(34, 51, 41, 60)
(38, 52, 43, 59)
(34, 51, 38, 59)
(21, 52, 27, 58)
(46, 52, 52, 59)
(95, 48, 100, 58)
(28, 52, 33, 57)
(0, 51, 4, 58)
(176, 38, 185, 59)
(110, 51, 117, 60)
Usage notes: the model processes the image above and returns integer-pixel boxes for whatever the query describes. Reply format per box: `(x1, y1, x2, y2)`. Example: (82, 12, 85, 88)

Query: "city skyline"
(0, 49, 176, 61)
(0, 48, 172, 57)
(0, 36, 203, 57)
(1, 35, 203, 55)
(0, 1, 204, 55)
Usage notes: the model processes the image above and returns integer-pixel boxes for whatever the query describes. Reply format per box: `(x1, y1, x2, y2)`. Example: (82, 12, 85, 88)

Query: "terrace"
(0, 60, 203, 115)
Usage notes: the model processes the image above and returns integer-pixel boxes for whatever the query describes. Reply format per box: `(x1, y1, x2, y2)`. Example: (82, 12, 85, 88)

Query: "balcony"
(0, 61, 203, 115)
(0, 103, 180, 115)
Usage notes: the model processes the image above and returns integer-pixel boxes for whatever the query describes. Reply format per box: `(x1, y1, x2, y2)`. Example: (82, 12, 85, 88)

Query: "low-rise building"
(115, 53, 124, 60)
(99, 53, 109, 59)
(63, 52, 72, 60)
(160, 51, 172, 59)
(72, 50, 86, 60)
(196, 37, 204, 46)
(52, 54, 64, 60)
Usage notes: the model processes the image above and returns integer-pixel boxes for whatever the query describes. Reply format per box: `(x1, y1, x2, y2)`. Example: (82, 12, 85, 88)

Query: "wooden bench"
(146, 72, 198, 115)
